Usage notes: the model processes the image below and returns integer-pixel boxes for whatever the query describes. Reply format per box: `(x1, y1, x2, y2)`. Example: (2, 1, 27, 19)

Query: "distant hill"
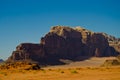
(7, 26, 120, 65)
(0, 59, 4, 63)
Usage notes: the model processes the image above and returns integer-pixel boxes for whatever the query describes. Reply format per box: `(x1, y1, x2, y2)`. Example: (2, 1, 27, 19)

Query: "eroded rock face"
(41, 27, 83, 59)
(7, 43, 45, 62)
(7, 26, 120, 64)
(90, 33, 110, 56)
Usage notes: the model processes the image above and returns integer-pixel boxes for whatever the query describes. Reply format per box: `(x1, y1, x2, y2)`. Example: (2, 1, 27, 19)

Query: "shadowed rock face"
(81, 33, 110, 57)
(101, 33, 120, 53)
(7, 43, 46, 63)
(7, 26, 120, 65)
(41, 28, 83, 59)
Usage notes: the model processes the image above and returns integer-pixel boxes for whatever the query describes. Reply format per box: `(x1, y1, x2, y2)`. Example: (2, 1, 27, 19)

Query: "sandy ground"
(0, 57, 120, 80)
(1, 66, 120, 80)
(44, 57, 117, 69)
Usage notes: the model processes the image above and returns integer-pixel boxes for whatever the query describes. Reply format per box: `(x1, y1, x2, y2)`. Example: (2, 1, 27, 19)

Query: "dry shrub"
(71, 70, 78, 74)
(102, 59, 120, 66)
(25, 64, 40, 70)
(0, 61, 40, 70)
(61, 71, 64, 73)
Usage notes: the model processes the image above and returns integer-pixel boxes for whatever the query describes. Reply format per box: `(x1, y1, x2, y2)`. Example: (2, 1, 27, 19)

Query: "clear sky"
(0, 0, 120, 60)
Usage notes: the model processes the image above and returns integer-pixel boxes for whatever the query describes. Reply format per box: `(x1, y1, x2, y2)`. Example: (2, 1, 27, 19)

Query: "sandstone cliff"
(102, 33, 120, 53)
(7, 26, 120, 65)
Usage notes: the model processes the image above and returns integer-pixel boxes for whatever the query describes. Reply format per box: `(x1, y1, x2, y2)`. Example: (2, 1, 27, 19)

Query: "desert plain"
(0, 57, 120, 80)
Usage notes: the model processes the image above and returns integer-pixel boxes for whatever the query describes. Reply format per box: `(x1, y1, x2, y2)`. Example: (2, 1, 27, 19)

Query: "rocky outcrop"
(7, 43, 46, 63)
(7, 26, 120, 65)
(101, 33, 120, 55)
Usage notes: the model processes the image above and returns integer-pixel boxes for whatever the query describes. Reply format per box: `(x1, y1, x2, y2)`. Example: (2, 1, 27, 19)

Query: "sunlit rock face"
(7, 26, 119, 64)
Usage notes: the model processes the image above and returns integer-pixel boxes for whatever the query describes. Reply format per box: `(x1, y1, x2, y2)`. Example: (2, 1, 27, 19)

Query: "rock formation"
(7, 26, 120, 65)
(102, 33, 120, 55)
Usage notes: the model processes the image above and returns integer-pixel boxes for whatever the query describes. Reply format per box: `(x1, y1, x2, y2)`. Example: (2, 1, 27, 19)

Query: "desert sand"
(0, 57, 120, 80)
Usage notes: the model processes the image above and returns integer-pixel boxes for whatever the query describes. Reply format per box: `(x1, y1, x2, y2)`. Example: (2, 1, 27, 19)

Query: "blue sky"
(0, 0, 120, 60)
